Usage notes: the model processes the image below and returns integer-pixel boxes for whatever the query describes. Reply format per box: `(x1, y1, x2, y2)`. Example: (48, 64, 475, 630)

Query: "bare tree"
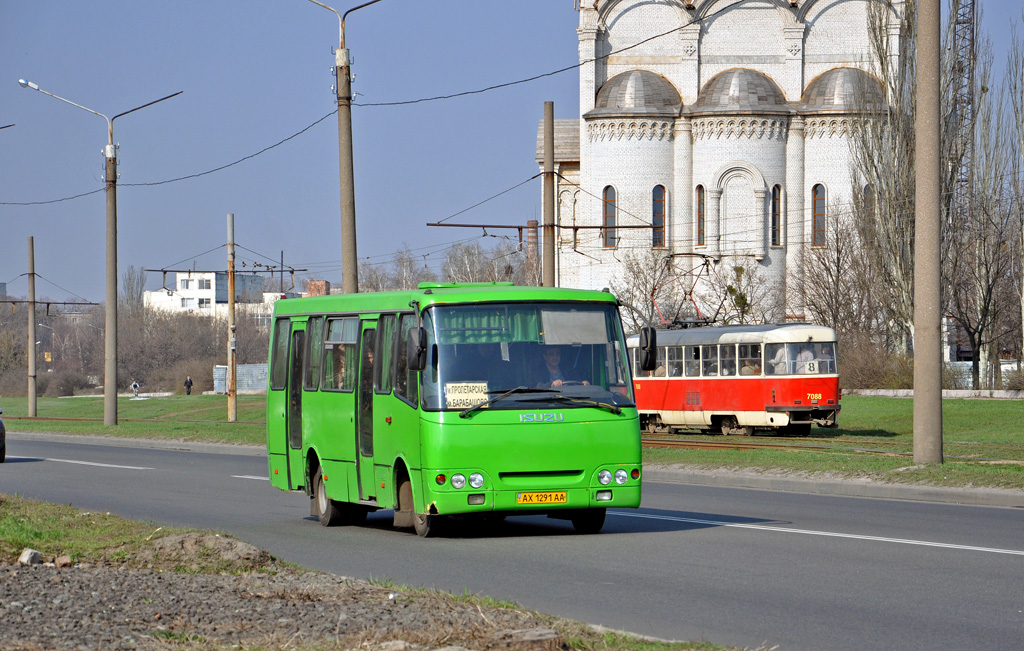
(801, 201, 877, 334)
(1009, 21, 1024, 370)
(704, 258, 784, 325)
(609, 249, 688, 333)
(944, 40, 1018, 388)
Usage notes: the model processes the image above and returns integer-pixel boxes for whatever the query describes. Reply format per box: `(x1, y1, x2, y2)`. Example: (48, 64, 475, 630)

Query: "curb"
(6, 431, 267, 457)
(645, 468, 1024, 508)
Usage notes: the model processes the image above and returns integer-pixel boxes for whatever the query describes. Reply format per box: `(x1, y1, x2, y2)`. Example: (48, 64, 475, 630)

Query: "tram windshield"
(419, 302, 635, 411)
(765, 341, 838, 375)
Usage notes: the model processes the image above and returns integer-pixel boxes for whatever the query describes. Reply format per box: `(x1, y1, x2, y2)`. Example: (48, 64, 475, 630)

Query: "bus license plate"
(516, 491, 567, 505)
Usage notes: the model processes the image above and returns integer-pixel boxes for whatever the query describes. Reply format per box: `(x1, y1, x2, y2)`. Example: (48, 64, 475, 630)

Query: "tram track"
(641, 436, 909, 456)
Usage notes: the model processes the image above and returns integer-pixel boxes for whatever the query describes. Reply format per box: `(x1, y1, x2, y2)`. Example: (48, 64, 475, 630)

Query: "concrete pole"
(336, 49, 359, 294)
(27, 237, 37, 418)
(227, 214, 237, 423)
(104, 151, 118, 426)
(543, 101, 555, 287)
(914, 0, 943, 463)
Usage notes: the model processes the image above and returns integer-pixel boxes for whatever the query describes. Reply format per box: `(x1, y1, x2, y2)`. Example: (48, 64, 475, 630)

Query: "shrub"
(43, 370, 89, 397)
(1005, 370, 1024, 392)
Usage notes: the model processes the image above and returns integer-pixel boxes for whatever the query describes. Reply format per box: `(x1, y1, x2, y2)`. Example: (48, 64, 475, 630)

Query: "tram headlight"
(615, 469, 628, 485)
(451, 474, 467, 489)
(469, 473, 484, 489)
(598, 469, 612, 485)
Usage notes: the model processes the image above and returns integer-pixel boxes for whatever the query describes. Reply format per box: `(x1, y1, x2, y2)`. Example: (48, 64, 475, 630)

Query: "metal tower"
(950, 0, 977, 210)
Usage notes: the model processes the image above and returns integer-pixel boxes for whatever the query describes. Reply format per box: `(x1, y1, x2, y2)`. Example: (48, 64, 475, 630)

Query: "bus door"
(356, 323, 377, 501)
(286, 329, 306, 488)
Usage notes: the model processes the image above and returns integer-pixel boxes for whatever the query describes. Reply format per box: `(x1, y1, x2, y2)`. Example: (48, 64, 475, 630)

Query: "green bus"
(266, 282, 655, 536)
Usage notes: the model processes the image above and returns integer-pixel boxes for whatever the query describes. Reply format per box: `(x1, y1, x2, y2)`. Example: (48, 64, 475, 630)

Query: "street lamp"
(308, 0, 385, 294)
(18, 79, 181, 426)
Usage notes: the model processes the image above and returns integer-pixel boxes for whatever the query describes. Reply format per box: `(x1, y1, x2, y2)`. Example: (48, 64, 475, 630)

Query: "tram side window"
(684, 345, 701, 377)
(765, 343, 786, 374)
(653, 346, 668, 376)
(633, 348, 652, 378)
(719, 344, 736, 376)
(270, 318, 290, 391)
(394, 314, 419, 405)
(701, 345, 719, 376)
(738, 344, 762, 375)
(304, 316, 324, 390)
(667, 346, 683, 376)
(323, 317, 359, 391)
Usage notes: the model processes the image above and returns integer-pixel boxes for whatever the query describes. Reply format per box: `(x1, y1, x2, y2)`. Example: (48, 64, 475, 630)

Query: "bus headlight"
(469, 473, 484, 489)
(451, 474, 467, 489)
(615, 469, 628, 484)
(598, 469, 612, 485)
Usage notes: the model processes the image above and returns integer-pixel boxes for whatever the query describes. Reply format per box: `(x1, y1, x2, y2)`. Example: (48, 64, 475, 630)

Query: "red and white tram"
(628, 324, 840, 435)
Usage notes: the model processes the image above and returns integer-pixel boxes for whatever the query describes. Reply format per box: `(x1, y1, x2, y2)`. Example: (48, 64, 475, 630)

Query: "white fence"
(213, 364, 267, 395)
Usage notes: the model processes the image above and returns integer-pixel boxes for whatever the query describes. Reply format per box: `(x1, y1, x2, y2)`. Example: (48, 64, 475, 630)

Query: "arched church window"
(652, 185, 666, 248)
(696, 185, 706, 247)
(771, 185, 782, 246)
(863, 184, 876, 217)
(603, 186, 617, 248)
(812, 184, 826, 246)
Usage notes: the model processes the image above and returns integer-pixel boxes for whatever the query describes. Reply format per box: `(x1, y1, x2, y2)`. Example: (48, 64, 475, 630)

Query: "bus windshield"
(420, 302, 635, 411)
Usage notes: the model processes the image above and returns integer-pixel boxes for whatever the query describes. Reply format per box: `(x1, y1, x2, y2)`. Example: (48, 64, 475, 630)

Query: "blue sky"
(1, 1, 1020, 302)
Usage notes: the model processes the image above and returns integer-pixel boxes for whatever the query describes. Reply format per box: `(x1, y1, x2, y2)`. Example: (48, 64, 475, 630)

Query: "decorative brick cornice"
(803, 116, 869, 138)
(587, 119, 674, 142)
(691, 117, 790, 141)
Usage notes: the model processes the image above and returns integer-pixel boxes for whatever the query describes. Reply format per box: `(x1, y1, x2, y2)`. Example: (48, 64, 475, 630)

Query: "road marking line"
(611, 511, 1024, 556)
(233, 475, 270, 481)
(41, 458, 154, 470)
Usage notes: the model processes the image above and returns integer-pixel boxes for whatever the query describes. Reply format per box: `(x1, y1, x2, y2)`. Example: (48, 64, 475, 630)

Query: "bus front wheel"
(397, 478, 437, 537)
(571, 508, 606, 534)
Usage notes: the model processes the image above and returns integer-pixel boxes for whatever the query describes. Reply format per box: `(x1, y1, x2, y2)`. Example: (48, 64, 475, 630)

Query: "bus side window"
(394, 314, 419, 405)
(376, 315, 396, 393)
(323, 317, 359, 391)
(304, 316, 324, 391)
(270, 318, 290, 391)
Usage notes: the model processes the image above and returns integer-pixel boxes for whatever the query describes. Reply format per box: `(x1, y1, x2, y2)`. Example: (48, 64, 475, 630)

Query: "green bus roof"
(271, 283, 619, 317)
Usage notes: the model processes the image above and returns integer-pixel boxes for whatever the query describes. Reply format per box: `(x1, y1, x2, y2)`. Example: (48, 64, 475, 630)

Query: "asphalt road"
(2, 433, 1022, 651)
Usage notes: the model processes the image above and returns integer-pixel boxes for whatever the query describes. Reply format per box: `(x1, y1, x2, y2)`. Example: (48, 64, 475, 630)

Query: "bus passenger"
(740, 359, 758, 375)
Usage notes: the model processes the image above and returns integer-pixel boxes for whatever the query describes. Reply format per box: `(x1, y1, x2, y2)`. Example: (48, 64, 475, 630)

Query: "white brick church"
(540, 0, 898, 321)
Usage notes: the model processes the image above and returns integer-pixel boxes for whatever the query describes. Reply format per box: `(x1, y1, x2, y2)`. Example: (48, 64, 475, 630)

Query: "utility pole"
(227, 214, 237, 423)
(310, 0, 384, 294)
(543, 101, 555, 287)
(27, 237, 37, 418)
(17, 80, 181, 426)
(914, 0, 943, 464)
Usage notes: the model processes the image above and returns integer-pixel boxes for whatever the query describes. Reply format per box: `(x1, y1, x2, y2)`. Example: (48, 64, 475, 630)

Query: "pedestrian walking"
(184, 375, 193, 396)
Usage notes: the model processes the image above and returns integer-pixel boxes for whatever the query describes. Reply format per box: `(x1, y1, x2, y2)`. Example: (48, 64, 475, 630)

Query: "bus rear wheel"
(571, 508, 606, 534)
(315, 466, 342, 527)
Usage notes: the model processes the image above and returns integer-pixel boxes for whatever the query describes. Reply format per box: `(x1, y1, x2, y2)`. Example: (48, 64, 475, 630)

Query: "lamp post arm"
(110, 91, 183, 144)
(307, 0, 344, 46)
(342, 0, 385, 48)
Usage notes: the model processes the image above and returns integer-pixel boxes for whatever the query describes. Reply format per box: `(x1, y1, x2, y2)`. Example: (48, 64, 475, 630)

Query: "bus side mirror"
(639, 326, 657, 371)
(407, 327, 428, 372)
